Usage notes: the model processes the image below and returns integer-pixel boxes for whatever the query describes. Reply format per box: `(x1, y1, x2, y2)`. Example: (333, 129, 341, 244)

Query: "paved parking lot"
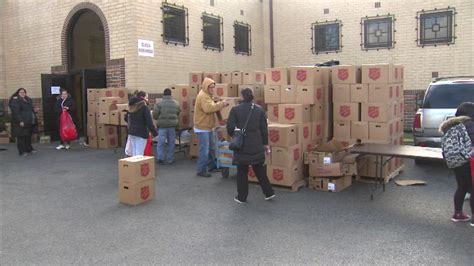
(1, 143, 472, 264)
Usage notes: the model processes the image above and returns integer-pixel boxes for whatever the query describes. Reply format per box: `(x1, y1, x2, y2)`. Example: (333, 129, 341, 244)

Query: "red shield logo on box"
(181, 101, 188, 110)
(248, 166, 256, 178)
(369, 68, 381, 81)
(217, 87, 224, 96)
(389, 86, 393, 98)
(273, 169, 284, 181)
(396, 121, 400, 133)
(396, 86, 400, 97)
(340, 105, 351, 118)
(293, 148, 300, 161)
(368, 106, 379, 119)
(118, 91, 125, 98)
(256, 73, 262, 82)
(271, 71, 281, 82)
(106, 90, 113, 97)
(338, 69, 349, 81)
(140, 163, 150, 177)
(141, 186, 150, 200)
(303, 126, 309, 138)
(285, 108, 295, 120)
(273, 106, 279, 118)
(108, 127, 114, 135)
(395, 68, 399, 79)
(316, 88, 322, 100)
(192, 75, 198, 83)
(109, 137, 116, 146)
(297, 70, 307, 82)
(182, 116, 189, 125)
(269, 130, 279, 143)
(316, 124, 322, 136)
(393, 104, 397, 116)
(305, 143, 312, 152)
(182, 89, 188, 98)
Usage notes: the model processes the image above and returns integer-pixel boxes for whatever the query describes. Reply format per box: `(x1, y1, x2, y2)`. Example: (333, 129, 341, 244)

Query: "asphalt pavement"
(1, 142, 472, 264)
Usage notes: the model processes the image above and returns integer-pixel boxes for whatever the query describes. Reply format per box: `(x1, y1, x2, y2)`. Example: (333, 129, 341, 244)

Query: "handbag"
(144, 134, 153, 156)
(59, 110, 77, 142)
(229, 104, 254, 151)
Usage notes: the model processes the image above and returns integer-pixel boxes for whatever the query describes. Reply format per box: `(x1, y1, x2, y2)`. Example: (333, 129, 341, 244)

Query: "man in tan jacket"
(193, 78, 228, 177)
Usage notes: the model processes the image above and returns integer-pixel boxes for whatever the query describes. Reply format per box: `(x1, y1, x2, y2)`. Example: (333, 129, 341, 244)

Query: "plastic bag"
(144, 134, 153, 156)
(59, 110, 77, 142)
(470, 157, 474, 180)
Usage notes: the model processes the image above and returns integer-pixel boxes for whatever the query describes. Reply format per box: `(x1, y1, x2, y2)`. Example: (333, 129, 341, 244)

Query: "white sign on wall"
(51, 86, 60, 94)
(138, 39, 154, 57)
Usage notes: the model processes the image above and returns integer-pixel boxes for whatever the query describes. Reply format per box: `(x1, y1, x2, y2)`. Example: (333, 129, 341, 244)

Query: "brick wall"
(106, 58, 126, 88)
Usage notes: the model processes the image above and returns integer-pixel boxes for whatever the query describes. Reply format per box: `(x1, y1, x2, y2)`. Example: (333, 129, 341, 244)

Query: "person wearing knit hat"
(193, 78, 228, 177)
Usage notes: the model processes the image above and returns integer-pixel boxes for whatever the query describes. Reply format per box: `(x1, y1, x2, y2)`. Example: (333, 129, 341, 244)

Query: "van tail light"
(413, 113, 422, 132)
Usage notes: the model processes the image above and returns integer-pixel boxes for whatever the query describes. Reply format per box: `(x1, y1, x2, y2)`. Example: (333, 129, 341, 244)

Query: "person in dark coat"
(125, 91, 158, 156)
(9, 88, 37, 156)
(226, 88, 275, 203)
(55, 89, 76, 150)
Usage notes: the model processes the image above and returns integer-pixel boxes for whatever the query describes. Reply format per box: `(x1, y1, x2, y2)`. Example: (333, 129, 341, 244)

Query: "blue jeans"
(128, 135, 147, 156)
(157, 128, 176, 162)
(196, 131, 216, 173)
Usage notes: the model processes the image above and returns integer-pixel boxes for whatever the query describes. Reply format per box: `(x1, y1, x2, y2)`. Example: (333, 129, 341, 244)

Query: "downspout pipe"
(269, 0, 275, 67)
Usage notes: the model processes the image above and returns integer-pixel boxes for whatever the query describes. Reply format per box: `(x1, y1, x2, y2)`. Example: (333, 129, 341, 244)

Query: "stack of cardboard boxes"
(170, 83, 199, 129)
(263, 67, 328, 188)
(118, 156, 155, 205)
(86, 88, 128, 149)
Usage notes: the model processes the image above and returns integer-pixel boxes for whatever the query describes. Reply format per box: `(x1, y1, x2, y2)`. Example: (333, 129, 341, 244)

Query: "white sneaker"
(56, 145, 65, 150)
(65, 145, 71, 150)
(265, 194, 276, 201)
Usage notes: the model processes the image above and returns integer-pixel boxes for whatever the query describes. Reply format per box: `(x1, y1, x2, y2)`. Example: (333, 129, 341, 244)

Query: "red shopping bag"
(470, 157, 474, 180)
(59, 110, 77, 142)
(144, 134, 153, 156)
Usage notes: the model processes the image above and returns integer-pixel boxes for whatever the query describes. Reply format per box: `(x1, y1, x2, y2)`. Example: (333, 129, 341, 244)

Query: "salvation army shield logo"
(338, 69, 349, 81)
(273, 169, 284, 181)
(192, 75, 198, 83)
(140, 163, 150, 177)
(297, 70, 307, 81)
(182, 116, 189, 126)
(293, 148, 300, 161)
(140, 186, 150, 200)
(182, 89, 188, 98)
(273, 106, 279, 118)
(110, 137, 116, 146)
(369, 68, 381, 81)
(269, 130, 279, 143)
(106, 90, 113, 97)
(316, 88, 322, 100)
(271, 71, 281, 82)
(256, 73, 262, 82)
(182, 101, 189, 110)
(316, 124, 322, 136)
(340, 105, 351, 118)
(118, 91, 125, 98)
(396, 86, 400, 97)
(305, 143, 312, 152)
(303, 126, 309, 138)
(108, 127, 114, 135)
(368, 106, 379, 119)
(216, 87, 224, 96)
(285, 108, 295, 120)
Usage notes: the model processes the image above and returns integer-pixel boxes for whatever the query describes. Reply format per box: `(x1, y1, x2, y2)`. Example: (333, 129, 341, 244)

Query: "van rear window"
(423, 84, 474, 108)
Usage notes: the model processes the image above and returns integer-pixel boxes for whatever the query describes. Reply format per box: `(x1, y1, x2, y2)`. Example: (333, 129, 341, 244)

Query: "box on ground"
(333, 102, 360, 121)
(87, 123, 97, 136)
(265, 67, 289, 86)
(278, 104, 310, 124)
(271, 144, 302, 167)
(308, 175, 352, 192)
(289, 66, 323, 86)
(119, 179, 155, 205)
(309, 162, 344, 177)
(98, 135, 118, 149)
(332, 65, 361, 84)
(267, 164, 303, 186)
(88, 136, 98, 148)
(119, 156, 155, 183)
(97, 125, 117, 137)
(268, 123, 298, 147)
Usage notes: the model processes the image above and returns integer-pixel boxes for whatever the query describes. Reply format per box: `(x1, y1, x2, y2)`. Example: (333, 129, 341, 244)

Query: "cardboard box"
(265, 67, 289, 86)
(87, 89, 98, 101)
(332, 65, 361, 84)
(264, 85, 281, 104)
(308, 175, 352, 192)
(394, 84, 403, 99)
(97, 88, 114, 98)
(119, 179, 155, 205)
(280, 85, 297, 103)
(312, 121, 324, 141)
(112, 88, 129, 103)
(204, 72, 221, 83)
(268, 123, 298, 147)
(87, 112, 96, 126)
(120, 111, 128, 126)
(368, 84, 395, 103)
(231, 71, 243, 85)
(88, 101, 99, 113)
(343, 154, 359, 176)
(267, 104, 279, 122)
(239, 84, 263, 98)
(221, 71, 232, 84)
(350, 84, 369, 103)
(97, 111, 110, 124)
(333, 102, 360, 122)
(310, 105, 323, 122)
(87, 123, 97, 137)
(0, 136, 10, 144)
(189, 143, 199, 157)
(333, 84, 351, 102)
(369, 121, 394, 141)
(98, 135, 118, 149)
(116, 103, 129, 112)
(333, 121, 351, 139)
(190, 72, 203, 85)
(109, 110, 120, 125)
(309, 162, 344, 177)
(271, 144, 302, 167)
(214, 84, 236, 97)
(118, 156, 155, 183)
(361, 102, 393, 122)
(296, 85, 323, 105)
(97, 97, 119, 112)
(278, 104, 310, 124)
(267, 165, 303, 186)
(297, 122, 312, 143)
(289, 66, 323, 86)
(361, 63, 398, 84)
(394, 64, 404, 83)
(88, 136, 98, 148)
(178, 113, 191, 128)
(306, 140, 347, 164)
(358, 155, 394, 177)
(302, 139, 317, 153)
(351, 121, 369, 140)
(242, 71, 265, 85)
(97, 125, 118, 137)
(218, 97, 239, 121)
(171, 84, 194, 100)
